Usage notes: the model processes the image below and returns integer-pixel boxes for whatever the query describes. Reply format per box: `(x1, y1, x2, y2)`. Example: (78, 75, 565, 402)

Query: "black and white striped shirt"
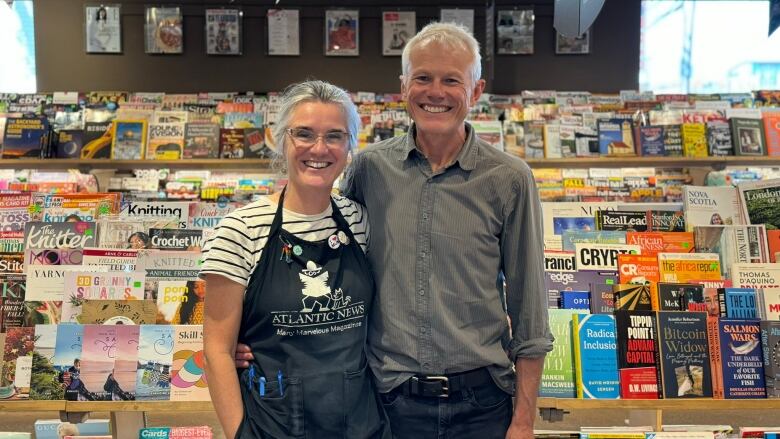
(200, 195, 369, 287)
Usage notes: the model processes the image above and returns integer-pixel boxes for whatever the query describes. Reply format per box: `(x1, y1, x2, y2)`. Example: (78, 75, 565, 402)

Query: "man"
(236, 22, 552, 438)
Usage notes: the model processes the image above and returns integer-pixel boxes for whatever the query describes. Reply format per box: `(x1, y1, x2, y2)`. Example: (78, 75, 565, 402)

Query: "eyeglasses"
(286, 127, 349, 149)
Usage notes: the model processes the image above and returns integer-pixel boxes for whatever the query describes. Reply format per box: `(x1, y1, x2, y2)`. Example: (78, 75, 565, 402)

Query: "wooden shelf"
(0, 400, 66, 411)
(537, 397, 780, 410)
(524, 156, 780, 169)
(65, 400, 214, 412)
(0, 158, 272, 171)
(0, 156, 778, 171)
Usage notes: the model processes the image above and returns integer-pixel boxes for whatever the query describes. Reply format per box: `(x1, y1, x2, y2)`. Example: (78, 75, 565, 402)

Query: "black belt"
(397, 368, 493, 398)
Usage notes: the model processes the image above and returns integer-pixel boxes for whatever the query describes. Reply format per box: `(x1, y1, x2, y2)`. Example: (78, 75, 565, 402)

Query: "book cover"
(638, 125, 665, 156)
(769, 230, 780, 263)
(30, 324, 61, 400)
(0, 193, 32, 234)
(656, 311, 712, 398)
(574, 126, 598, 158)
(717, 320, 766, 399)
(149, 229, 203, 251)
(540, 309, 581, 398)
(648, 211, 686, 233)
(617, 254, 660, 309)
(23, 221, 97, 250)
(80, 325, 117, 401)
(545, 268, 617, 310)
(626, 231, 694, 256)
(589, 282, 618, 314)
(23, 300, 62, 326)
(136, 325, 174, 401)
(760, 320, 780, 398)
(663, 125, 683, 156)
(561, 230, 626, 252)
(542, 124, 561, 159)
(110, 120, 147, 160)
(559, 291, 590, 310)
(81, 248, 138, 271)
(2, 116, 49, 158)
(657, 283, 704, 311)
(731, 263, 780, 289)
(55, 130, 84, 158)
(764, 113, 780, 156)
(574, 243, 641, 271)
(81, 121, 112, 159)
(188, 202, 242, 230)
(183, 123, 220, 159)
(597, 119, 635, 156)
(707, 315, 725, 399)
(657, 253, 721, 283)
(523, 120, 545, 159)
(156, 280, 205, 324)
(0, 274, 25, 332)
(706, 120, 734, 156)
(595, 210, 647, 232)
(731, 117, 766, 156)
(219, 128, 245, 158)
(614, 310, 661, 399)
(693, 225, 769, 279)
(681, 122, 708, 157)
(683, 186, 743, 230)
(120, 201, 191, 229)
(756, 288, 780, 320)
(717, 288, 757, 319)
(572, 313, 619, 399)
(31, 193, 121, 223)
(60, 271, 145, 324)
(51, 324, 83, 401)
(0, 253, 24, 274)
(112, 324, 140, 400)
(738, 178, 780, 229)
(542, 202, 618, 239)
(613, 284, 653, 311)
(0, 327, 35, 400)
(79, 299, 157, 325)
(170, 325, 209, 401)
(146, 123, 184, 160)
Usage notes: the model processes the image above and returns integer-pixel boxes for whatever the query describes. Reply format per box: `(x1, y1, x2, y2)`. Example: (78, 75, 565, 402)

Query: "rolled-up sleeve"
(501, 165, 554, 361)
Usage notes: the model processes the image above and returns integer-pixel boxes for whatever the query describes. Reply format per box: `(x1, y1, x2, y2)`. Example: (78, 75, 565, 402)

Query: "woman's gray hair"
(271, 80, 360, 171)
(401, 22, 482, 85)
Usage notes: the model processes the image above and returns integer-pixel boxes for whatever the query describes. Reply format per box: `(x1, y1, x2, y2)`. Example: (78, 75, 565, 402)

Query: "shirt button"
(423, 214, 428, 220)
(418, 289, 425, 296)
(423, 362, 431, 369)
(420, 327, 426, 334)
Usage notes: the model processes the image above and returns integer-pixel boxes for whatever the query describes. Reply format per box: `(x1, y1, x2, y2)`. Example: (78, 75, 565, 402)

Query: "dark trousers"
(379, 380, 513, 439)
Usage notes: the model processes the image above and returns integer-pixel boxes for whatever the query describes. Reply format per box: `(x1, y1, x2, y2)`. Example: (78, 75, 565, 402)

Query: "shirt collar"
(393, 122, 478, 171)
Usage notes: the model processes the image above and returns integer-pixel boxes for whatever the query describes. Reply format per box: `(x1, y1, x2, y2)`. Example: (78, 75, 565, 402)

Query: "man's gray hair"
(401, 22, 482, 84)
(271, 80, 360, 167)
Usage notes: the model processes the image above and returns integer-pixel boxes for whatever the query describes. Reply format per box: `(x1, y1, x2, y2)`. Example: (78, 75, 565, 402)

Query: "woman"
(202, 81, 385, 439)
(171, 280, 205, 324)
(127, 231, 150, 249)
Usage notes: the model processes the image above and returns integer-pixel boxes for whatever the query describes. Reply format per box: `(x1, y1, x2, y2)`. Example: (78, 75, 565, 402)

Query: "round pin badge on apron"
(328, 234, 340, 249)
(337, 230, 350, 246)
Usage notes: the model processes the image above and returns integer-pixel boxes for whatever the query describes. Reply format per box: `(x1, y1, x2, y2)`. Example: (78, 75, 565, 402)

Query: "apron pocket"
(343, 363, 383, 439)
(243, 374, 305, 439)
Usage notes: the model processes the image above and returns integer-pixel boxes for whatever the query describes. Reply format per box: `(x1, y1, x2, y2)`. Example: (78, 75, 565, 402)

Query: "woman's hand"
(234, 343, 254, 368)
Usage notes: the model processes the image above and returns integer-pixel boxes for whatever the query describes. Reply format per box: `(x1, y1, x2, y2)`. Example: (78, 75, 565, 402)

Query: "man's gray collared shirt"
(342, 123, 553, 394)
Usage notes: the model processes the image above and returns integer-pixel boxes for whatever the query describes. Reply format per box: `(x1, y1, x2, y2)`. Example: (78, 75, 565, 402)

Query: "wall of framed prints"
(34, 0, 640, 94)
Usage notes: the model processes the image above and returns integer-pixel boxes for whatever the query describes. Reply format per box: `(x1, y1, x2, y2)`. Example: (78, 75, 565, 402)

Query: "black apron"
(235, 189, 385, 439)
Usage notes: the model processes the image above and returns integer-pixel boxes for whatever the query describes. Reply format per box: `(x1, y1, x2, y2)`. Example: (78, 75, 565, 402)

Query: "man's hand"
(505, 422, 533, 439)
(234, 343, 253, 368)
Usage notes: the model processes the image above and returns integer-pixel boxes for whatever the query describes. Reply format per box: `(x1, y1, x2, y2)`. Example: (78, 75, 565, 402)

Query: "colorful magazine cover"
(136, 325, 174, 401)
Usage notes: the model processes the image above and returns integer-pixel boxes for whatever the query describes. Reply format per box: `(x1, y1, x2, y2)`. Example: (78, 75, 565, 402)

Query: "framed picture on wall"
(145, 6, 183, 54)
(85, 4, 122, 53)
(440, 8, 475, 35)
(325, 9, 359, 56)
(556, 30, 591, 55)
(267, 9, 300, 56)
(382, 11, 415, 56)
(496, 8, 534, 55)
(205, 9, 242, 55)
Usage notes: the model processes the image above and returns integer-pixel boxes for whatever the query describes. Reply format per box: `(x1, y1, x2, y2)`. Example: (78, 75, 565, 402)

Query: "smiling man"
(341, 22, 554, 439)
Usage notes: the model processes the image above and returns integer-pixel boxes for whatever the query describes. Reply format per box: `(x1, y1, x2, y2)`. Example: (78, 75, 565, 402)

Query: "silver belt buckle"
(422, 375, 449, 398)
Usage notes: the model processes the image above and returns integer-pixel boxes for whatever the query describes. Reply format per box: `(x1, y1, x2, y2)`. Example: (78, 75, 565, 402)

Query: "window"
(640, 0, 780, 93)
(0, 0, 36, 93)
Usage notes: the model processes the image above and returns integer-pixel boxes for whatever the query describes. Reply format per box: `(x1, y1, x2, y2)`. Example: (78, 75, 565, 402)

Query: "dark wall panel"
(35, 0, 640, 94)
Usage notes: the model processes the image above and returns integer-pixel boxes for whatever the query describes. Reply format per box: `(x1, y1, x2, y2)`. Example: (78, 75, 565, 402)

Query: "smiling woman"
(201, 80, 387, 438)
(0, 1, 36, 93)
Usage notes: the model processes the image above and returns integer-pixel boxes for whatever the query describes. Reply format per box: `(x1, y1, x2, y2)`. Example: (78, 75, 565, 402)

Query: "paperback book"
(540, 309, 581, 397)
(170, 325, 209, 401)
(615, 310, 661, 399)
(0, 327, 35, 400)
(713, 320, 766, 399)
(30, 324, 60, 400)
(572, 313, 619, 399)
(656, 312, 712, 398)
(136, 325, 175, 401)
(760, 320, 780, 398)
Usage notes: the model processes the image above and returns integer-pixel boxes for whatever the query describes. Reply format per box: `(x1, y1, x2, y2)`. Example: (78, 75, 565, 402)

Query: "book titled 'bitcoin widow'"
(656, 311, 713, 398)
